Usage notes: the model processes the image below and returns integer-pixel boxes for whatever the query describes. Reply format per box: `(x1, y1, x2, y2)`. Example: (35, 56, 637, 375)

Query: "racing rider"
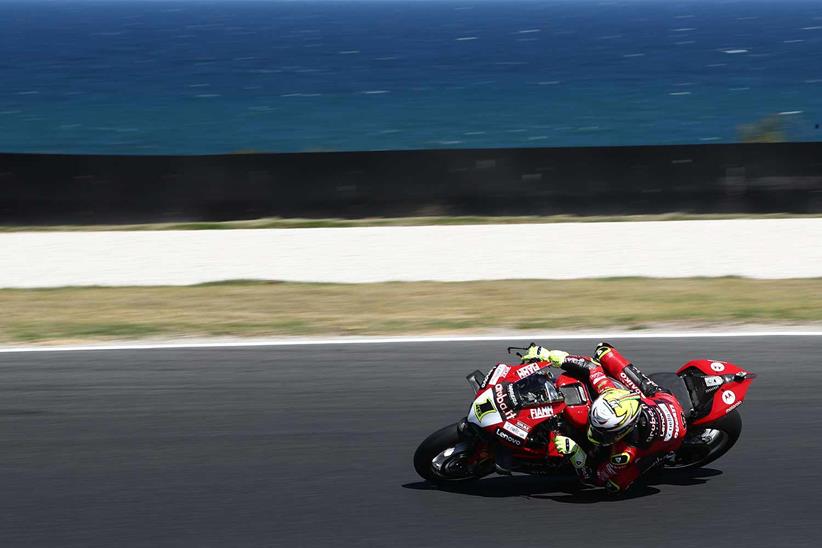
(519, 342, 687, 493)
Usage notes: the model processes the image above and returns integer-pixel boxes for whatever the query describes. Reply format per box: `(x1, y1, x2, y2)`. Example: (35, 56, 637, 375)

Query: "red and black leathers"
(561, 344, 688, 492)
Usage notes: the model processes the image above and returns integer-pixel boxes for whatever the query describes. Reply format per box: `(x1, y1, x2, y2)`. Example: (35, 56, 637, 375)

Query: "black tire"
(413, 422, 489, 483)
(667, 410, 742, 470)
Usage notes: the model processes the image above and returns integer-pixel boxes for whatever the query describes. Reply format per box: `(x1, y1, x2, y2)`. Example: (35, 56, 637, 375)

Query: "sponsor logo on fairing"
(722, 390, 736, 405)
(710, 361, 726, 372)
(488, 364, 510, 385)
(480, 368, 494, 389)
(495, 383, 517, 420)
(725, 400, 742, 413)
(704, 375, 724, 388)
(507, 384, 519, 406)
(530, 406, 554, 419)
(502, 421, 529, 440)
(495, 428, 522, 446)
(517, 363, 541, 378)
(515, 420, 531, 432)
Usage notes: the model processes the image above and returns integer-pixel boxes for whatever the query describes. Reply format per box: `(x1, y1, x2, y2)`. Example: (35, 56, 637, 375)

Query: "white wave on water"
(801, 26, 822, 30)
(700, 137, 721, 141)
(674, 14, 695, 19)
(671, 28, 696, 32)
(516, 29, 541, 34)
(623, 53, 645, 58)
(17, 91, 39, 95)
(338, 50, 360, 55)
(721, 49, 749, 54)
(464, 131, 486, 135)
(91, 127, 140, 133)
(669, 91, 692, 96)
(281, 93, 322, 97)
(433, 140, 463, 145)
(537, 81, 561, 85)
(361, 90, 389, 95)
(527, 136, 548, 140)
(188, 83, 210, 88)
(784, 39, 805, 43)
(456, 37, 478, 41)
(729, 87, 751, 91)
(778, 111, 803, 115)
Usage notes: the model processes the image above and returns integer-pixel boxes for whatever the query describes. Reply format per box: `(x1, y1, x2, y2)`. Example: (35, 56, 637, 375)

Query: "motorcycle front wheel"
(413, 422, 492, 484)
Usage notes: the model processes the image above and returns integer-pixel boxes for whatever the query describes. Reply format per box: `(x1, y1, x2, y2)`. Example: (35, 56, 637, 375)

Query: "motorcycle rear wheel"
(413, 422, 491, 483)
(666, 410, 742, 470)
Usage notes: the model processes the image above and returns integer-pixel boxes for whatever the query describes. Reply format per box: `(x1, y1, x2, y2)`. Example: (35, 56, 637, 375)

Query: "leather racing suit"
(558, 344, 688, 492)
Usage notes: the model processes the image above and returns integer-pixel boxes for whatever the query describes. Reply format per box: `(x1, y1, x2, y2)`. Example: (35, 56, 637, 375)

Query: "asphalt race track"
(1, 336, 820, 547)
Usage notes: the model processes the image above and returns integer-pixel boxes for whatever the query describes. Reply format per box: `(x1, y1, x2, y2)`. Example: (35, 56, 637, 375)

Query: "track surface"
(1, 336, 820, 547)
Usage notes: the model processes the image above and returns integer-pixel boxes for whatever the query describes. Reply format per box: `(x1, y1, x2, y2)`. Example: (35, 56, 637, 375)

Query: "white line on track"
(0, 331, 821, 353)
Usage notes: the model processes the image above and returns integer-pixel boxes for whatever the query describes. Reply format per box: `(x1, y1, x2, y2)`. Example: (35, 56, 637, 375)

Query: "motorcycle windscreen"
(511, 373, 563, 407)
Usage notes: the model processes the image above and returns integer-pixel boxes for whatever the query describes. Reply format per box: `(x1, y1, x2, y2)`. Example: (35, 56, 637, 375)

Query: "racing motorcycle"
(414, 345, 756, 484)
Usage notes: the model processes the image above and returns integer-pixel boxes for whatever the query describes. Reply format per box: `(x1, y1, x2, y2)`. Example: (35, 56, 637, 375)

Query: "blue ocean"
(1, 0, 821, 154)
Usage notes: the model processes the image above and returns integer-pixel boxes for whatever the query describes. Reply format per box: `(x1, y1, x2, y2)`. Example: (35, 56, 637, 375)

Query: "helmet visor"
(587, 422, 632, 445)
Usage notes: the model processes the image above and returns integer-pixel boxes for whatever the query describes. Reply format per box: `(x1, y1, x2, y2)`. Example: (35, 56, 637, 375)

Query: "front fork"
(456, 418, 496, 475)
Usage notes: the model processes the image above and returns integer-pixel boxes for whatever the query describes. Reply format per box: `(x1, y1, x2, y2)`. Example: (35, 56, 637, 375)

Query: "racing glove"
(520, 344, 568, 367)
(553, 435, 588, 470)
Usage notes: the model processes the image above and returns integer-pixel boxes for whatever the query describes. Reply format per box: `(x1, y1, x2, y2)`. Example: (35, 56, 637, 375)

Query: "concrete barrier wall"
(2, 142, 822, 224)
(2, 219, 820, 287)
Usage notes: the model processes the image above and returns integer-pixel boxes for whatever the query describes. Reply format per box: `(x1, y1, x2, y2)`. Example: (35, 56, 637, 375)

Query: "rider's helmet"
(587, 388, 642, 445)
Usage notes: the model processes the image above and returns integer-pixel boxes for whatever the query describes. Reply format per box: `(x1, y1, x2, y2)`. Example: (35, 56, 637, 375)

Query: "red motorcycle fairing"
(676, 359, 756, 427)
(467, 361, 592, 459)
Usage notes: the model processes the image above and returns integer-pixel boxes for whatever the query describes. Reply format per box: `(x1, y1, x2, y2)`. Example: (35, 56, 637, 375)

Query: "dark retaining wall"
(1, 142, 821, 224)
